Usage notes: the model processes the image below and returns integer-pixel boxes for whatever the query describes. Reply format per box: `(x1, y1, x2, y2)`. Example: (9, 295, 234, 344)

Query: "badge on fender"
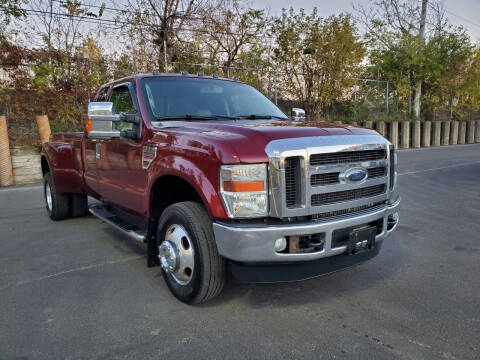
(142, 146, 157, 169)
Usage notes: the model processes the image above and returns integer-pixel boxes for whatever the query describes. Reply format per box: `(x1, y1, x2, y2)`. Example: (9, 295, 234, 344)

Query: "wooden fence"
(352, 120, 480, 149)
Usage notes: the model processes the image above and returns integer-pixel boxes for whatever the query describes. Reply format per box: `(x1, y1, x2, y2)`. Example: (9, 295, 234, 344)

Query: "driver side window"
(111, 85, 136, 131)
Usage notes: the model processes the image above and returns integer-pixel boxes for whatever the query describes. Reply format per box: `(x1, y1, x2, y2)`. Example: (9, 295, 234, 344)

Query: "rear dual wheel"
(43, 173, 88, 220)
(157, 202, 226, 304)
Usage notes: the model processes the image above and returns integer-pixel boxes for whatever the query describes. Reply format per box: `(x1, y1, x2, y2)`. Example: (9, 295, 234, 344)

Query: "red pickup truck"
(41, 72, 400, 304)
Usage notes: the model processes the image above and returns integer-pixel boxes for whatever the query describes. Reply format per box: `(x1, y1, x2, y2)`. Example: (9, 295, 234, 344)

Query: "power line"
(443, 8, 480, 30)
(49, 0, 250, 27)
(9, 5, 272, 39)
(52, 0, 195, 17)
(427, 1, 480, 31)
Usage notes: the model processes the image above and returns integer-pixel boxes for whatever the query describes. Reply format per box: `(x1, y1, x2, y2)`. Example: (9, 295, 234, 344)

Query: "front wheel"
(157, 202, 226, 304)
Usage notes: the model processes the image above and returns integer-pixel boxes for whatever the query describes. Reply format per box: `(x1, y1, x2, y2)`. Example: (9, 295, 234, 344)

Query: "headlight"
(220, 164, 268, 218)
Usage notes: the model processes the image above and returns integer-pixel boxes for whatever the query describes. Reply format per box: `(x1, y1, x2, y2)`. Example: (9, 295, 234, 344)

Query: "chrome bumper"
(213, 198, 400, 263)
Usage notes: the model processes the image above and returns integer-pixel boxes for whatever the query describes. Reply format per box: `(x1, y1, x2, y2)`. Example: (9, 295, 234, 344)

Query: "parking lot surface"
(1, 144, 479, 360)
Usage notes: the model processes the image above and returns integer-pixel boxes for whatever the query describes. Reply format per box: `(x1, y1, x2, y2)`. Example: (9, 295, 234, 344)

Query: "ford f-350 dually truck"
(41, 73, 400, 304)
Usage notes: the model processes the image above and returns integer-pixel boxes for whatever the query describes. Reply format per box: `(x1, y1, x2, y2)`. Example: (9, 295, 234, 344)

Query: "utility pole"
(413, 0, 428, 119)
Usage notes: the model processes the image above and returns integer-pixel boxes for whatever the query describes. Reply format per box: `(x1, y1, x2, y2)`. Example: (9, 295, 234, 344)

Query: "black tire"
(157, 201, 226, 304)
(70, 193, 88, 217)
(44, 172, 70, 221)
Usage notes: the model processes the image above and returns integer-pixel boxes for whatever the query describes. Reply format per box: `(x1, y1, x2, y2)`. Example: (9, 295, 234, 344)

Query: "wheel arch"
(41, 155, 50, 176)
(149, 174, 207, 219)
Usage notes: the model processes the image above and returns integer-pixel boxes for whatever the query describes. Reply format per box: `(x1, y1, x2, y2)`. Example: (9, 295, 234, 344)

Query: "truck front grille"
(311, 184, 386, 206)
(268, 136, 391, 218)
(311, 202, 384, 219)
(310, 149, 386, 166)
(311, 166, 386, 186)
(285, 157, 301, 208)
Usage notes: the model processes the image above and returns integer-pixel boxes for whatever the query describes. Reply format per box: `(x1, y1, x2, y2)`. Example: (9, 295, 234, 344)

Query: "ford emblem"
(342, 167, 368, 184)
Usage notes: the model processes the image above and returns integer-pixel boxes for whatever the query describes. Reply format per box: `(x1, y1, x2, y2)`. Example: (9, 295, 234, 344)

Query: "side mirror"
(291, 108, 306, 121)
(87, 102, 121, 139)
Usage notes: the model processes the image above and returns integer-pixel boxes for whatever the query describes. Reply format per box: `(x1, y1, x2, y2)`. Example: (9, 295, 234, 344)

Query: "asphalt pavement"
(0, 144, 479, 360)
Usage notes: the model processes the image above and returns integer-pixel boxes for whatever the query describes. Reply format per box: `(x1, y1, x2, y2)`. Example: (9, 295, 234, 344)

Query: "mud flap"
(147, 217, 160, 267)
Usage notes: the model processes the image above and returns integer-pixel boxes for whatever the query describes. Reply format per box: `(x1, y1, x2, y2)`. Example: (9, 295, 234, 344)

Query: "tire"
(157, 201, 226, 304)
(70, 193, 88, 217)
(44, 172, 70, 221)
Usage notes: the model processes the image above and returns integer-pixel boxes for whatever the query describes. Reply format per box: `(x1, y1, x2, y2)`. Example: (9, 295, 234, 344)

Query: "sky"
(254, 0, 480, 42)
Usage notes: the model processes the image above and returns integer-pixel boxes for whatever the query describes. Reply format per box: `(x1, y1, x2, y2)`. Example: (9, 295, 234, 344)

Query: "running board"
(89, 204, 146, 243)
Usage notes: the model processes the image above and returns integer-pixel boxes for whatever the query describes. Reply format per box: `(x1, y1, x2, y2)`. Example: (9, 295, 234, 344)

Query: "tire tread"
(44, 172, 69, 221)
(159, 201, 225, 304)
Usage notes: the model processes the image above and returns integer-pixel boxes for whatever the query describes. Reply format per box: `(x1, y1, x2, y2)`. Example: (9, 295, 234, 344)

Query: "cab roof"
(102, 72, 242, 88)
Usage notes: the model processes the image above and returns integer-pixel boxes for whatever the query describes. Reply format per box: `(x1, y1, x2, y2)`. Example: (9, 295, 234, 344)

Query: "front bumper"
(213, 198, 400, 283)
(213, 198, 400, 264)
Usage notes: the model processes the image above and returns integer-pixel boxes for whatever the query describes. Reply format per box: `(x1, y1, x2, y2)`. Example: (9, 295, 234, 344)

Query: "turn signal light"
(86, 120, 93, 132)
(222, 180, 265, 192)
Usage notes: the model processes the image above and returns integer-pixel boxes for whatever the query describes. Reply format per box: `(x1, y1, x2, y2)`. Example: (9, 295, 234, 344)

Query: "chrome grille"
(310, 149, 386, 166)
(285, 157, 300, 208)
(311, 166, 386, 186)
(311, 202, 384, 219)
(311, 184, 386, 206)
(266, 135, 392, 218)
(368, 166, 386, 178)
(311, 172, 339, 186)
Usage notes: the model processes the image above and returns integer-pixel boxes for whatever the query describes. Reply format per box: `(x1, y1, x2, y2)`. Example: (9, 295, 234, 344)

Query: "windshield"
(142, 77, 288, 121)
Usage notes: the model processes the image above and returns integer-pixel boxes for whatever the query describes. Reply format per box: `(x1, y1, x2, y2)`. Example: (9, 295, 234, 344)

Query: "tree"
(235, 42, 273, 95)
(359, 0, 476, 119)
(421, 27, 473, 118)
(0, 0, 25, 36)
(458, 47, 480, 113)
(118, 0, 205, 72)
(356, 0, 427, 116)
(271, 8, 365, 120)
(201, 0, 266, 77)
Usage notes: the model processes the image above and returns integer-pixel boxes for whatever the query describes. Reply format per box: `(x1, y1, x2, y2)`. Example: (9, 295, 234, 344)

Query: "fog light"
(387, 212, 399, 230)
(274, 237, 287, 252)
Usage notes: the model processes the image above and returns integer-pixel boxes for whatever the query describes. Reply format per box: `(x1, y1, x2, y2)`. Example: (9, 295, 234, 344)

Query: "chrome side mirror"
(291, 108, 306, 121)
(87, 102, 121, 139)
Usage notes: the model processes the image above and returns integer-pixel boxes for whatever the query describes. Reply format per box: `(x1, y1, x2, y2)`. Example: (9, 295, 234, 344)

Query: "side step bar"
(89, 204, 146, 243)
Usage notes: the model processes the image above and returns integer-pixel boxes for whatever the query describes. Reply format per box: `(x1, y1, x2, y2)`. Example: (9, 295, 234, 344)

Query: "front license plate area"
(347, 226, 377, 254)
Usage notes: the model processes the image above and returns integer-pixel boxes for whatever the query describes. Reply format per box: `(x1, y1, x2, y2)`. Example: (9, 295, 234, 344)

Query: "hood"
(152, 119, 379, 163)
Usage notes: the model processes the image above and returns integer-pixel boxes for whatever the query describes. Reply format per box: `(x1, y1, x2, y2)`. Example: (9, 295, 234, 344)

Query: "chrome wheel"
(159, 224, 195, 285)
(45, 182, 52, 212)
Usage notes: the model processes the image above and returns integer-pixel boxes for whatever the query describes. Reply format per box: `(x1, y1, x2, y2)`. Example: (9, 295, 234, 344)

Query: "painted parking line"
(1, 255, 143, 291)
(398, 161, 480, 176)
(0, 184, 42, 192)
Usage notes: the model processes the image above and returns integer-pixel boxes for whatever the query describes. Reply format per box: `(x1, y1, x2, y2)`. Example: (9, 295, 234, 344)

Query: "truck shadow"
(202, 232, 407, 309)
(95, 216, 409, 309)
(102, 226, 147, 256)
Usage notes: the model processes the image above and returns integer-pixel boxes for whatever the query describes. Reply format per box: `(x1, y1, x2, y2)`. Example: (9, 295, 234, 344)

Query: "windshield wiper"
(155, 114, 217, 121)
(238, 114, 273, 120)
(212, 115, 242, 120)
